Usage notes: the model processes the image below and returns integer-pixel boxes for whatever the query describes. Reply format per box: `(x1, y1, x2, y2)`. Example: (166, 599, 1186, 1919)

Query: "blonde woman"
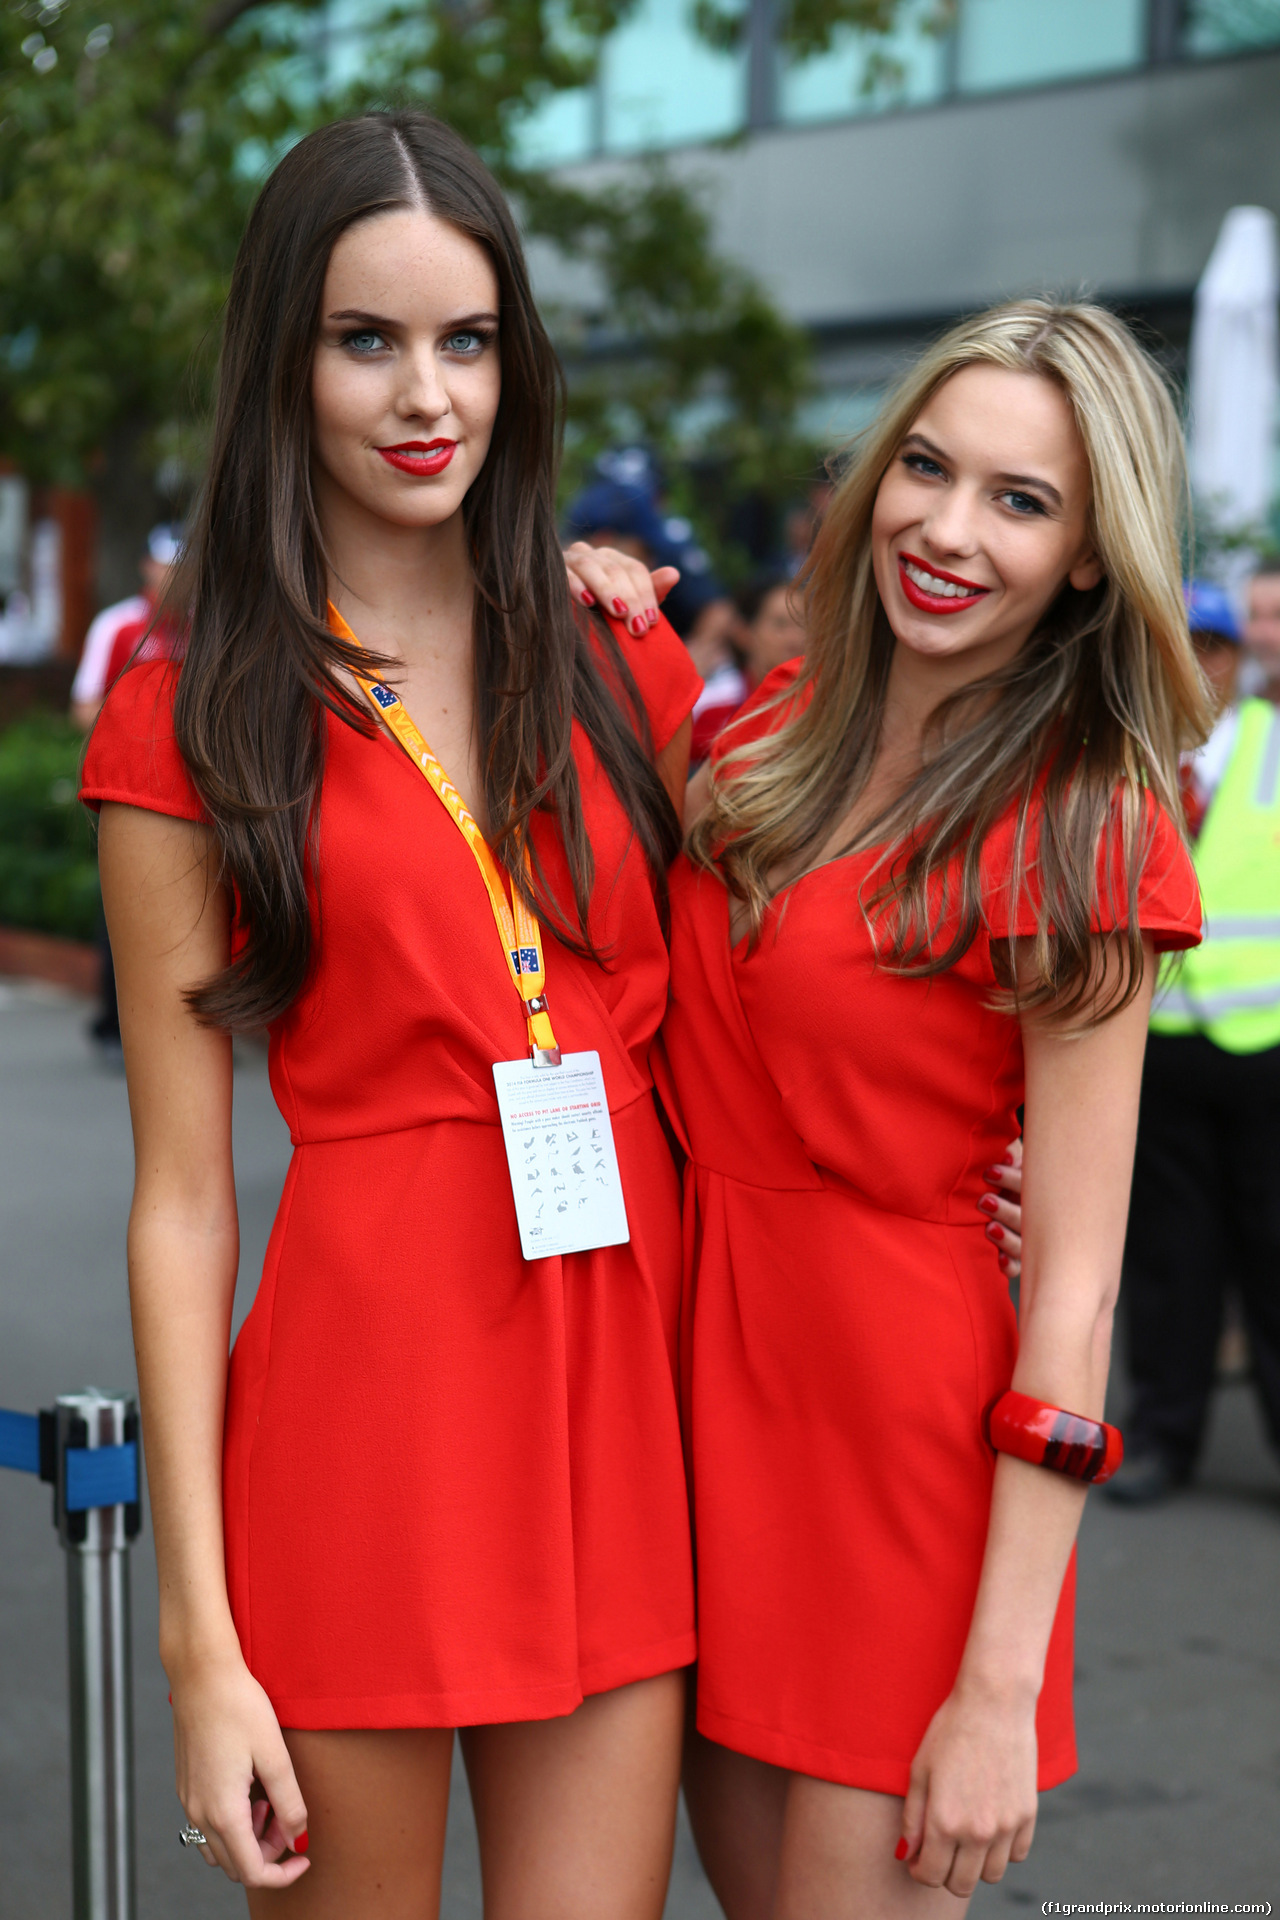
(659, 301, 1207, 1913)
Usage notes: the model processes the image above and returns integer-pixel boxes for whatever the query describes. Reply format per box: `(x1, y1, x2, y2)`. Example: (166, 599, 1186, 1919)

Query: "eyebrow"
(902, 433, 1064, 511)
(327, 308, 500, 329)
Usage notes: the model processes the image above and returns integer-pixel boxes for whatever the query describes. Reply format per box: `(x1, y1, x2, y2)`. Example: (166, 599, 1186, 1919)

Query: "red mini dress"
(657, 660, 1202, 1796)
(82, 618, 700, 1730)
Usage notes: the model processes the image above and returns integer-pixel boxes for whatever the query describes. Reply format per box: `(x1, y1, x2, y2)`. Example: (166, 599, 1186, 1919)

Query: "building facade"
(520, 0, 1280, 450)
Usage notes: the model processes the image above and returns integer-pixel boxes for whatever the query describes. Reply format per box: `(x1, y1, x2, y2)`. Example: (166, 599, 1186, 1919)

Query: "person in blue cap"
(563, 453, 743, 667)
(1167, 579, 1242, 838)
(1108, 571, 1280, 1504)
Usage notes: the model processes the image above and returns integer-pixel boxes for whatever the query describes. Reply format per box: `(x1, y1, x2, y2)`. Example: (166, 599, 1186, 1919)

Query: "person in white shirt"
(69, 524, 182, 731)
(74, 524, 183, 1050)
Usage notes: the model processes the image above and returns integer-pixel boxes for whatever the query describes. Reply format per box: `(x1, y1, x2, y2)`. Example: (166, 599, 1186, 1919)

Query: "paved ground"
(1, 980, 1278, 1917)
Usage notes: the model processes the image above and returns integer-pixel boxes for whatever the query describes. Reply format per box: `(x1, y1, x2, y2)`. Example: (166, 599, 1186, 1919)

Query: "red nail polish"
(646, 607, 658, 626)
(894, 1837, 909, 1861)
(631, 615, 647, 635)
(986, 1222, 1003, 1242)
(998, 1252, 1009, 1270)
(579, 589, 596, 606)
(612, 597, 628, 616)
(978, 1194, 998, 1214)
(294, 1829, 309, 1855)
(983, 1166, 1004, 1183)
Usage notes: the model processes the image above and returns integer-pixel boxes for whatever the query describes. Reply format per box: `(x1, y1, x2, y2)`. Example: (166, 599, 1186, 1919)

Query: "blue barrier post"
(0, 1391, 139, 1920)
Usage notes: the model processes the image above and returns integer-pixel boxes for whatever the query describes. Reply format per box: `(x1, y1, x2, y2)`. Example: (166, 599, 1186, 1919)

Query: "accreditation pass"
(493, 1051, 630, 1260)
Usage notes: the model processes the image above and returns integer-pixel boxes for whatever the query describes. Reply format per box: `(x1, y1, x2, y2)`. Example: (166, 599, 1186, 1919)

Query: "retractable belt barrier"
(1, 1391, 141, 1920)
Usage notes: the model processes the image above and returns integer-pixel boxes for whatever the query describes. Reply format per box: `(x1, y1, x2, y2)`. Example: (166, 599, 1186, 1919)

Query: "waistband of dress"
(691, 1160, 960, 1224)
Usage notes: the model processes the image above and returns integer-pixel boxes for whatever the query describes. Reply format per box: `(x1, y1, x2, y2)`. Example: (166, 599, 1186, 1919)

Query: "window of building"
(313, 0, 404, 93)
(796, 385, 887, 447)
(778, 0, 947, 126)
(956, 0, 1145, 93)
(599, 0, 747, 153)
(507, 0, 601, 167)
(1183, 0, 1280, 53)
(312, 0, 1280, 170)
(511, 87, 597, 168)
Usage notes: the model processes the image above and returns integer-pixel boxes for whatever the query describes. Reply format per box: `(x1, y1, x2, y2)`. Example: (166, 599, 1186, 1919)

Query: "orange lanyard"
(329, 602, 561, 1067)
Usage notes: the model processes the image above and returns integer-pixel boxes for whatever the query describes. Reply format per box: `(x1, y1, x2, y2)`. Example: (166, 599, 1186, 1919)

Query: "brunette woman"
(82, 111, 700, 1915)
(660, 301, 1207, 1913)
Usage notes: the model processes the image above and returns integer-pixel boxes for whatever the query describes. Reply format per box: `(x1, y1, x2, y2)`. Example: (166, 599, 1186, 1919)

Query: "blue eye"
(904, 452, 946, 480)
(342, 329, 385, 354)
(444, 328, 494, 355)
(1001, 490, 1046, 516)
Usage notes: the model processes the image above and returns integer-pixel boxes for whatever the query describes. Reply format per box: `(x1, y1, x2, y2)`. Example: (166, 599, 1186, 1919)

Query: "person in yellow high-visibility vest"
(1108, 562, 1280, 1504)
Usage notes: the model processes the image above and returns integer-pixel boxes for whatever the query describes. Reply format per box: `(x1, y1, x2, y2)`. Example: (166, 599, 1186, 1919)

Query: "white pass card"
(493, 1050, 631, 1261)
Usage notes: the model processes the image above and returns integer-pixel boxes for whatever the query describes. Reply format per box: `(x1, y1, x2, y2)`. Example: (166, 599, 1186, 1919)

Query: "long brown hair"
(170, 111, 679, 1030)
(690, 300, 1210, 1022)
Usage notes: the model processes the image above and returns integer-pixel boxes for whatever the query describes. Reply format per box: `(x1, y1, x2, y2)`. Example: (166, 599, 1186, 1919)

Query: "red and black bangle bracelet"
(985, 1389, 1124, 1486)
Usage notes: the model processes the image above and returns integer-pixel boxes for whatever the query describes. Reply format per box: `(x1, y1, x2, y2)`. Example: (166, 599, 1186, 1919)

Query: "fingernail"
(978, 1194, 998, 1214)
(986, 1222, 1004, 1243)
(630, 615, 647, 635)
(612, 597, 628, 616)
(646, 607, 658, 626)
(982, 1167, 1004, 1183)
(579, 589, 596, 606)
(998, 1253, 1009, 1270)
(294, 1829, 309, 1855)
(894, 1837, 909, 1861)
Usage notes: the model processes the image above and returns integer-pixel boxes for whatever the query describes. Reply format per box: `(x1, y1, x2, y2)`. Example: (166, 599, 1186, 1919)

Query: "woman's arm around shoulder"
(99, 802, 310, 1889)
(656, 716, 693, 817)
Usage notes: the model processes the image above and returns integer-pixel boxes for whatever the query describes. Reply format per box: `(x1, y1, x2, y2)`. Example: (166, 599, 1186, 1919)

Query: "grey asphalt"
(1, 980, 1277, 1917)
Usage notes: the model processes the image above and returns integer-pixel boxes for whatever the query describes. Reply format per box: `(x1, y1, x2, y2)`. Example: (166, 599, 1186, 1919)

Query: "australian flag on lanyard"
(513, 947, 540, 976)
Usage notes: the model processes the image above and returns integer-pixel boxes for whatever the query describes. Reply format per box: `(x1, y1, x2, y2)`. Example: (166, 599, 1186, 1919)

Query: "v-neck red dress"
(657, 660, 1201, 1796)
(81, 618, 699, 1730)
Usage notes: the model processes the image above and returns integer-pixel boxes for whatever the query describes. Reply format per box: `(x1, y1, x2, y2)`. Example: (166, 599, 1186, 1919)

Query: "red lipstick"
(377, 439, 456, 475)
(897, 550, 991, 615)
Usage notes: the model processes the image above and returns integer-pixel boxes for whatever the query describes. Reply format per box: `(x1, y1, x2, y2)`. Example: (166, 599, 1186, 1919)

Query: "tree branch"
(201, 0, 271, 42)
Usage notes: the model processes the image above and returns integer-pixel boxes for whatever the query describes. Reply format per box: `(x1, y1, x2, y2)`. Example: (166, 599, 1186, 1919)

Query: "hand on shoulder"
(563, 542, 679, 636)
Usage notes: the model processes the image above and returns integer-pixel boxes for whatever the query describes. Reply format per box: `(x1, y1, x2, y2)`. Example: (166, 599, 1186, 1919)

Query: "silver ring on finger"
(179, 1822, 209, 1848)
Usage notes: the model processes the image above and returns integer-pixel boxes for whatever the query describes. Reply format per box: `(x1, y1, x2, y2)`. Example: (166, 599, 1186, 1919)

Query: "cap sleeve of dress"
(983, 788, 1202, 955)
(599, 611, 702, 757)
(709, 656, 807, 772)
(79, 659, 207, 823)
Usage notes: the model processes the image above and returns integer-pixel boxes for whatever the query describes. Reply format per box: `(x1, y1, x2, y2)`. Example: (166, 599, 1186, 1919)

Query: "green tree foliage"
(521, 167, 816, 517)
(0, 0, 315, 482)
(0, 0, 915, 524)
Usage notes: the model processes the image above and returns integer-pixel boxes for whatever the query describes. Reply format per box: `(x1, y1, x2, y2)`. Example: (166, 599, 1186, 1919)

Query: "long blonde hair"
(689, 299, 1210, 1021)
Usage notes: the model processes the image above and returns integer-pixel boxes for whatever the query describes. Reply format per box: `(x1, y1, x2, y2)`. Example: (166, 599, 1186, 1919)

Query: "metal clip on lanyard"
(329, 603, 563, 1069)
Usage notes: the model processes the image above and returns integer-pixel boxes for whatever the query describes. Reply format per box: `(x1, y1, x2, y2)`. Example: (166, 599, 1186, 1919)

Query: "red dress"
(81, 618, 700, 1730)
(657, 660, 1202, 1795)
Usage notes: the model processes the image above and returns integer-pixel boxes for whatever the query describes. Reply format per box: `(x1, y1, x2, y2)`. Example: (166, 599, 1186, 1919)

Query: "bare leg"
(245, 1727, 454, 1919)
(461, 1670, 685, 1920)
(776, 1778, 971, 1920)
(682, 1729, 787, 1920)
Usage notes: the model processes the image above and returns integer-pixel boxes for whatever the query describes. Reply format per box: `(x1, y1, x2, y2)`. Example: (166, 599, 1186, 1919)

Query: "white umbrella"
(1189, 205, 1279, 548)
